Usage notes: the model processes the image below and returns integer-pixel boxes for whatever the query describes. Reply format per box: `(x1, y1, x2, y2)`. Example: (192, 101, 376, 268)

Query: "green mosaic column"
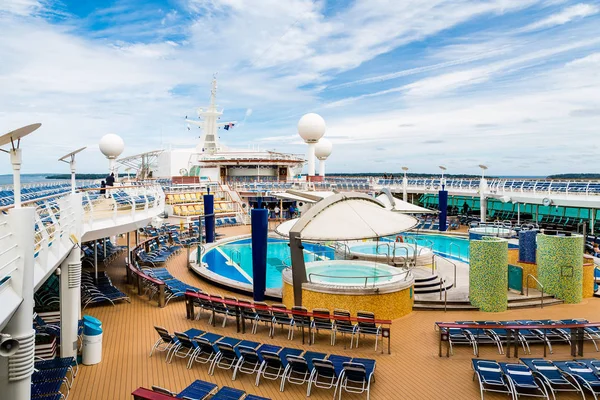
(469, 237, 508, 312)
(537, 234, 583, 304)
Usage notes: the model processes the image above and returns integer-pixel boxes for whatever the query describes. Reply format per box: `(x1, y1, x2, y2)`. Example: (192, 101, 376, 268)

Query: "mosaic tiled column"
(537, 233, 583, 304)
(469, 237, 508, 312)
(518, 230, 537, 263)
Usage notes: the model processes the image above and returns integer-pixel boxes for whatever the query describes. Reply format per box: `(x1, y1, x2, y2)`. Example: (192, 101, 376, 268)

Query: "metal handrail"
(526, 274, 544, 308)
(307, 269, 412, 287)
(392, 245, 410, 267)
(229, 248, 241, 265)
(448, 242, 461, 260)
(434, 254, 457, 288)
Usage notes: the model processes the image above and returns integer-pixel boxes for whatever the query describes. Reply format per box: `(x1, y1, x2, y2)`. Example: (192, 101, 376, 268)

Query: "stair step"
(414, 283, 454, 294)
(414, 280, 447, 289)
(508, 299, 564, 309)
(414, 275, 439, 284)
(413, 303, 479, 311)
(507, 295, 557, 304)
(414, 299, 471, 306)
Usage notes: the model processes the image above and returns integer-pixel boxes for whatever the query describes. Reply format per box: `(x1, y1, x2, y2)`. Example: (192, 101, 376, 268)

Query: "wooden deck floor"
(71, 228, 600, 400)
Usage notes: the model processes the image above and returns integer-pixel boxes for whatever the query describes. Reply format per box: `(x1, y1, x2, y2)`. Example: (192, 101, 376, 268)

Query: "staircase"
(413, 272, 453, 294)
(413, 293, 563, 311)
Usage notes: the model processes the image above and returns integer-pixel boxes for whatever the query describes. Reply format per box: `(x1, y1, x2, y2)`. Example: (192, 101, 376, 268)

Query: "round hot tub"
(469, 226, 516, 239)
(282, 260, 414, 319)
(345, 241, 434, 268)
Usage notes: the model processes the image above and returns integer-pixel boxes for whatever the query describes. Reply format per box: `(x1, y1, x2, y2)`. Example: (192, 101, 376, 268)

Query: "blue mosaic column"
(251, 207, 268, 301)
(438, 190, 448, 232)
(469, 237, 508, 312)
(537, 233, 583, 304)
(203, 193, 215, 243)
(518, 230, 537, 263)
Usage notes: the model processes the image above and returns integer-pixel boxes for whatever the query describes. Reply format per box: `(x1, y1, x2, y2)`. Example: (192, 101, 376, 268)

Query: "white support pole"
(591, 209, 596, 235)
(480, 177, 487, 223)
(70, 159, 76, 194)
(307, 143, 315, 177)
(0, 207, 36, 400)
(402, 176, 408, 202)
(10, 149, 22, 208)
(318, 160, 326, 177)
(127, 232, 131, 264)
(94, 240, 98, 282)
(59, 193, 82, 358)
(517, 203, 520, 225)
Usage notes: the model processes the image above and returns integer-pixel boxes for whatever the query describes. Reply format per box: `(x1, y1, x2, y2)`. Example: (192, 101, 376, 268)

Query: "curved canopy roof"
(376, 191, 436, 214)
(276, 192, 418, 241)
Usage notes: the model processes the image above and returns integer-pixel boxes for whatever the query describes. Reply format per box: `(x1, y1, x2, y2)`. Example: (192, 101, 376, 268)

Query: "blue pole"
(438, 190, 448, 232)
(204, 193, 215, 243)
(251, 207, 268, 301)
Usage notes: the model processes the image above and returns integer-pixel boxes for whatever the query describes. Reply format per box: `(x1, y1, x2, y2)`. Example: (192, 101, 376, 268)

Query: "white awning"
(270, 192, 319, 203)
(376, 193, 436, 214)
(276, 192, 418, 241)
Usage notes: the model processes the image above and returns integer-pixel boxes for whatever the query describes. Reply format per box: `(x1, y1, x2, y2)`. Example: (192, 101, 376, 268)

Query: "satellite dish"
(0, 123, 42, 150)
(179, 168, 188, 176)
(542, 198, 551, 207)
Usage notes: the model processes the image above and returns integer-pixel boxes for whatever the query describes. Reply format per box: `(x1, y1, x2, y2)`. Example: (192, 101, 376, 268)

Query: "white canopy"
(375, 193, 436, 214)
(278, 192, 418, 241)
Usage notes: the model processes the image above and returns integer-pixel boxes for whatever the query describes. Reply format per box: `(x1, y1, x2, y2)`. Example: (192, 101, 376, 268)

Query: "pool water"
(306, 262, 395, 285)
(202, 238, 336, 289)
(349, 243, 418, 256)
(386, 233, 471, 261)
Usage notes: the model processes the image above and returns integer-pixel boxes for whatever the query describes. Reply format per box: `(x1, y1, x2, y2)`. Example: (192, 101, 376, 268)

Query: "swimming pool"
(346, 241, 434, 266)
(305, 260, 405, 286)
(387, 233, 471, 262)
(202, 237, 336, 290)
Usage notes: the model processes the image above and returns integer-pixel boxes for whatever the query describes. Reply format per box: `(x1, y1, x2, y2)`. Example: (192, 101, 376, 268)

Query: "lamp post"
(315, 138, 332, 179)
(402, 166, 409, 202)
(438, 165, 446, 190)
(479, 164, 488, 223)
(58, 147, 87, 194)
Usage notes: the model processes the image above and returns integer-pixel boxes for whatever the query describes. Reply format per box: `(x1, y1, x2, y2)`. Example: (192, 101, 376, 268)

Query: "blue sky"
(1, 0, 599, 175)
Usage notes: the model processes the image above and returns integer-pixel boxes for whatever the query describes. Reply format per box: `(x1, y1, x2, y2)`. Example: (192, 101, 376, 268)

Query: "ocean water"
(0, 174, 54, 186)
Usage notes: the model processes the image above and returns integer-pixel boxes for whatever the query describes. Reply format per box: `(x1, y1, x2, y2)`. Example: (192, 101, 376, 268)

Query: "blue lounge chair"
(256, 348, 303, 386)
(556, 361, 600, 399)
(149, 326, 179, 359)
(168, 331, 202, 364)
(187, 332, 222, 369)
(472, 359, 512, 400)
(307, 355, 351, 397)
(233, 344, 281, 381)
(177, 379, 218, 400)
(280, 355, 312, 392)
(521, 358, 581, 399)
(337, 360, 376, 400)
(209, 339, 259, 376)
(499, 362, 549, 399)
(211, 386, 245, 400)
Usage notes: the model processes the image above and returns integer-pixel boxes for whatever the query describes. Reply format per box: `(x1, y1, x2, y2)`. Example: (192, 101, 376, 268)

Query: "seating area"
(186, 291, 389, 350)
(0, 181, 98, 207)
(81, 239, 127, 267)
(472, 357, 600, 400)
(132, 261, 199, 305)
(133, 380, 270, 400)
(82, 271, 130, 310)
(31, 356, 78, 399)
(151, 326, 376, 398)
(437, 319, 600, 356)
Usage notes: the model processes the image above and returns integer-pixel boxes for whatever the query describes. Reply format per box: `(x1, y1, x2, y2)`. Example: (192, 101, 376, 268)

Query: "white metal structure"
(59, 147, 87, 193)
(298, 113, 326, 177)
(315, 138, 332, 177)
(99, 133, 125, 175)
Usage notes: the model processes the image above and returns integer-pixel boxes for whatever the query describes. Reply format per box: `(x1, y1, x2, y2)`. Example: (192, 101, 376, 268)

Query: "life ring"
(396, 235, 404, 243)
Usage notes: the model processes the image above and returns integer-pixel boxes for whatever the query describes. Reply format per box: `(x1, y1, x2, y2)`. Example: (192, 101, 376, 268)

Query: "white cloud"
(521, 3, 599, 32)
(0, 0, 598, 176)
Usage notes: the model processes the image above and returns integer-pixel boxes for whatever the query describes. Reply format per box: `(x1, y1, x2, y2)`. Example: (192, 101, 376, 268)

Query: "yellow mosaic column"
(469, 237, 508, 312)
(537, 233, 583, 304)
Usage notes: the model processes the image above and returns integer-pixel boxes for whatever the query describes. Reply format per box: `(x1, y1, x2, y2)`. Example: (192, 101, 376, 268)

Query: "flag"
(224, 123, 235, 131)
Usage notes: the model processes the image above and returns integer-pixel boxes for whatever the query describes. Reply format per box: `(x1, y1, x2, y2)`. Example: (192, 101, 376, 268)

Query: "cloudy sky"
(1, 0, 599, 176)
